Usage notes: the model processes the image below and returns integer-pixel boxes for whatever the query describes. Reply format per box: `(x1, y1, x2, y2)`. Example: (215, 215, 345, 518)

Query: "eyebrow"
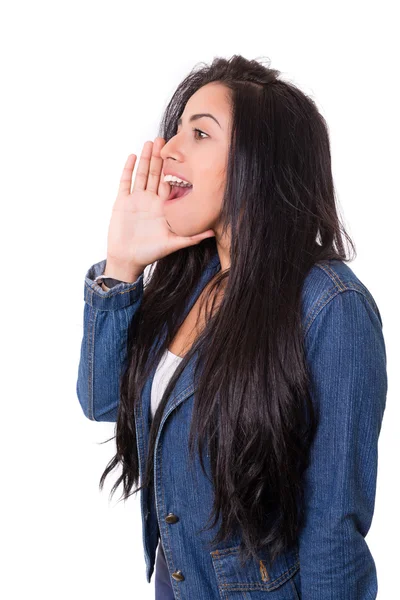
(177, 113, 222, 129)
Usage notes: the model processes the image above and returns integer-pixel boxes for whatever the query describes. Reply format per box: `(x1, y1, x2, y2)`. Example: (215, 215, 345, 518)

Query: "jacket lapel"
(134, 251, 221, 472)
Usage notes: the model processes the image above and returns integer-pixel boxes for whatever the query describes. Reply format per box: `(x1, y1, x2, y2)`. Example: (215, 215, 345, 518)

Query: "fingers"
(120, 138, 166, 198)
(131, 141, 153, 192)
(131, 137, 166, 194)
(146, 137, 166, 194)
(158, 176, 171, 202)
(118, 154, 137, 196)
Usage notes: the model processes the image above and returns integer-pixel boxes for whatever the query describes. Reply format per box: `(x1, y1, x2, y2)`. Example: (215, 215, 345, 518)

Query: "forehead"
(182, 83, 231, 122)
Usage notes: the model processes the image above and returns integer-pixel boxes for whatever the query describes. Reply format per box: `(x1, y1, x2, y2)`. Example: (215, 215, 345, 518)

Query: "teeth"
(164, 174, 192, 186)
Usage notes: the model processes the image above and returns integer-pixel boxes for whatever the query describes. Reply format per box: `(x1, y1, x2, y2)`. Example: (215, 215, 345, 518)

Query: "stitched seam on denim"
(87, 305, 96, 421)
(152, 385, 194, 473)
(157, 383, 195, 437)
(159, 437, 181, 598)
(120, 306, 129, 376)
(84, 280, 139, 298)
(313, 263, 378, 312)
(134, 386, 150, 577)
(137, 390, 147, 544)
(303, 286, 372, 341)
(137, 388, 144, 462)
(211, 546, 300, 590)
(316, 263, 378, 311)
(316, 264, 376, 311)
(136, 386, 143, 464)
(216, 563, 299, 592)
(170, 383, 195, 410)
(162, 446, 180, 597)
(220, 549, 228, 595)
(344, 282, 378, 314)
(216, 560, 299, 591)
(316, 262, 347, 291)
(221, 549, 230, 599)
(302, 263, 346, 333)
(211, 545, 241, 557)
(304, 287, 342, 337)
(211, 549, 229, 598)
(84, 281, 93, 306)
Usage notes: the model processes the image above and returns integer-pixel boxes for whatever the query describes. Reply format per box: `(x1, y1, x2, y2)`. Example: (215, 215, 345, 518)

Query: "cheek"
(191, 182, 223, 215)
(197, 161, 226, 191)
(196, 176, 226, 202)
(164, 194, 221, 237)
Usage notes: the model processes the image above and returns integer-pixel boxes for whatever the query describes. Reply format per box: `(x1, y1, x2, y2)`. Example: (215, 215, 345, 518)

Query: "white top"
(150, 349, 183, 418)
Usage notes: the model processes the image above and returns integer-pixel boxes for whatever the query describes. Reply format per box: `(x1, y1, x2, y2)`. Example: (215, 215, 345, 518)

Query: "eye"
(192, 128, 208, 140)
(174, 127, 208, 140)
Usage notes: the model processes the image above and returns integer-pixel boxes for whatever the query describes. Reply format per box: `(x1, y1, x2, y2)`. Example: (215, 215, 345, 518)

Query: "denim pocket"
(210, 544, 300, 598)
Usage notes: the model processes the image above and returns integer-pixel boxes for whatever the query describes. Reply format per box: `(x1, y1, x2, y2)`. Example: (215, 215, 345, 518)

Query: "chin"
(167, 221, 204, 238)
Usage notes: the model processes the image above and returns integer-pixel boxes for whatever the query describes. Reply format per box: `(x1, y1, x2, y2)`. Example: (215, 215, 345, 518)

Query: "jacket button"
(171, 570, 185, 581)
(165, 512, 179, 524)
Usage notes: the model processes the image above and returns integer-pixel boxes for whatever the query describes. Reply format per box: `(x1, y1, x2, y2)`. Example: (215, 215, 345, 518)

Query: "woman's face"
(160, 82, 232, 237)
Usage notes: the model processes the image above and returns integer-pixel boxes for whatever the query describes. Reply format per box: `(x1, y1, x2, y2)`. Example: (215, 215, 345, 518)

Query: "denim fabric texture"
(77, 250, 388, 599)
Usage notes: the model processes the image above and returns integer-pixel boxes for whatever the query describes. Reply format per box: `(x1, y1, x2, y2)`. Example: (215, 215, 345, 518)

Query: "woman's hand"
(105, 138, 215, 277)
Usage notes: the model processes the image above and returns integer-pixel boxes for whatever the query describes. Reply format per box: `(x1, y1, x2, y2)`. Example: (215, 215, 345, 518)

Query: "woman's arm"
(300, 289, 388, 598)
(76, 258, 145, 422)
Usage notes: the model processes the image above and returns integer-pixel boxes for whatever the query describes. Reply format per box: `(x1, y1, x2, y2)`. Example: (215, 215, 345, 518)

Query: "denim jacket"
(76, 251, 387, 599)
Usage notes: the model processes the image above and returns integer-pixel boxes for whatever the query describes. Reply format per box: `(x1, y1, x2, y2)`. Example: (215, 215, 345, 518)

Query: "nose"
(160, 141, 168, 160)
(160, 133, 184, 162)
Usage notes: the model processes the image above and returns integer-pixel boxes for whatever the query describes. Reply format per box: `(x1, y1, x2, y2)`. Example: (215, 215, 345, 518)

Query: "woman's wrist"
(103, 258, 144, 283)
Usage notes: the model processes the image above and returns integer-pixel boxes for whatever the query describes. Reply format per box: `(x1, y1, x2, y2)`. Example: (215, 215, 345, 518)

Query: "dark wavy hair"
(99, 54, 356, 567)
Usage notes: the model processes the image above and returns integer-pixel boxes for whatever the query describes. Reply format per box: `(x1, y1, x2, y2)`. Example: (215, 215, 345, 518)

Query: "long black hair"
(99, 54, 356, 566)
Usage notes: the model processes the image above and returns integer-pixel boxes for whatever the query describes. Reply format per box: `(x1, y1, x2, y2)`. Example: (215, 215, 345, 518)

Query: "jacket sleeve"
(76, 258, 145, 422)
(300, 288, 388, 599)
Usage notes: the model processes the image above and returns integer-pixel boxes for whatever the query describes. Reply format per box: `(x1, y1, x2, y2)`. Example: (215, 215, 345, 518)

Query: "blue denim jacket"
(77, 251, 387, 599)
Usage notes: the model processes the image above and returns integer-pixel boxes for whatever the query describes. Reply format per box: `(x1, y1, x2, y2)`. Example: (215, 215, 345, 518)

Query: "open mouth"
(166, 184, 193, 202)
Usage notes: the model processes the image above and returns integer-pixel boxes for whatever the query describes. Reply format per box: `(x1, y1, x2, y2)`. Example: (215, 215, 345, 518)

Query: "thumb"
(172, 230, 216, 250)
(158, 179, 172, 202)
(190, 230, 216, 244)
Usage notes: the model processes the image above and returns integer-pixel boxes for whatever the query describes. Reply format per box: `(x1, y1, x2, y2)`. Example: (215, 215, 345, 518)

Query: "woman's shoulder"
(301, 258, 383, 333)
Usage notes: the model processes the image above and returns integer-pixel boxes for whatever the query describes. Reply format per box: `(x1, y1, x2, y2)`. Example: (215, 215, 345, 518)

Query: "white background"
(1, 1, 398, 598)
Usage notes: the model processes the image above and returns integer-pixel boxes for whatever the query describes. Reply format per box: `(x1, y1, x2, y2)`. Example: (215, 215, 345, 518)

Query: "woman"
(77, 55, 388, 599)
